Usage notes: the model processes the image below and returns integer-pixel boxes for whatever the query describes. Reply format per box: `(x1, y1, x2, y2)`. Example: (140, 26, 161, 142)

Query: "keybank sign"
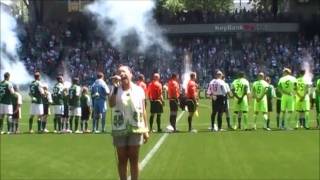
(213, 24, 243, 32)
(213, 24, 260, 32)
(163, 23, 299, 34)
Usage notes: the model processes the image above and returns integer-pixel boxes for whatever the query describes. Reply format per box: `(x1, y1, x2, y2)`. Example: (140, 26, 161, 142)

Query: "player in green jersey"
(295, 70, 311, 129)
(52, 75, 65, 133)
(316, 78, 320, 128)
(277, 68, 297, 130)
(252, 72, 270, 130)
(231, 71, 250, 130)
(68, 77, 82, 133)
(0, 72, 15, 134)
(28, 72, 44, 133)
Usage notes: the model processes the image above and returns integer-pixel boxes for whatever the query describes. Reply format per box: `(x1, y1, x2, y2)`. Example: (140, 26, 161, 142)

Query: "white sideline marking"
(139, 111, 185, 171)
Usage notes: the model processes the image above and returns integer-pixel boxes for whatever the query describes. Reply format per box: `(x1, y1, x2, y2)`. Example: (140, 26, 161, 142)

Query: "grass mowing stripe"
(139, 112, 185, 171)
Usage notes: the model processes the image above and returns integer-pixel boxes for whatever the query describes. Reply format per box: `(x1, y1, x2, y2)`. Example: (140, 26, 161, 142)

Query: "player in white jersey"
(207, 70, 228, 131)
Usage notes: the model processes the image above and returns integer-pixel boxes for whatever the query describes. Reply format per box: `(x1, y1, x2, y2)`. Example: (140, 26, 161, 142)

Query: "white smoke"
(62, 63, 72, 89)
(301, 52, 314, 85)
(182, 52, 192, 90)
(85, 0, 171, 53)
(0, 3, 32, 85)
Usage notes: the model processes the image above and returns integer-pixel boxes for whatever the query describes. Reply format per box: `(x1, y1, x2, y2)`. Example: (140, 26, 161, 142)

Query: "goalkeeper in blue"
(252, 72, 270, 130)
(295, 70, 311, 129)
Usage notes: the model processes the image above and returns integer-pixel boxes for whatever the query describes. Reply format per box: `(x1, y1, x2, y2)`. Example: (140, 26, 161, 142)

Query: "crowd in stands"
(17, 19, 320, 88)
(156, 8, 301, 24)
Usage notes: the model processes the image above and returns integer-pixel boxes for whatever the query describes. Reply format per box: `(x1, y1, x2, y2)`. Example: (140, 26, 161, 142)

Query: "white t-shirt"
(207, 79, 227, 96)
(112, 83, 145, 131)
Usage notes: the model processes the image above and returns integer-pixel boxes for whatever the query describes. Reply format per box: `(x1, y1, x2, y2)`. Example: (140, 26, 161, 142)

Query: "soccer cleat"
(66, 129, 72, 133)
(219, 129, 226, 132)
(0, 131, 5, 135)
(53, 130, 58, 133)
(94, 130, 100, 134)
(75, 130, 83, 134)
(190, 129, 198, 133)
(264, 127, 272, 131)
(253, 124, 257, 130)
(7, 131, 11, 135)
(213, 124, 218, 131)
(85, 129, 91, 133)
(29, 130, 34, 134)
(43, 129, 49, 133)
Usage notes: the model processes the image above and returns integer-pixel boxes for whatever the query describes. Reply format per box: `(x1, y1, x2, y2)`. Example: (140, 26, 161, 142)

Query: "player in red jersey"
(147, 73, 163, 132)
(186, 72, 198, 132)
(167, 73, 180, 132)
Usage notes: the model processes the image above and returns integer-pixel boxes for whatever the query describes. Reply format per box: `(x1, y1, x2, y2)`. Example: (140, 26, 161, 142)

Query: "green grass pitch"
(1, 98, 319, 180)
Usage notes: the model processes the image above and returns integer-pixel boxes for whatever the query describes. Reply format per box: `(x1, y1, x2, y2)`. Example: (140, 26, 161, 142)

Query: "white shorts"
(53, 105, 64, 115)
(0, 104, 13, 115)
(69, 106, 81, 117)
(30, 103, 44, 116)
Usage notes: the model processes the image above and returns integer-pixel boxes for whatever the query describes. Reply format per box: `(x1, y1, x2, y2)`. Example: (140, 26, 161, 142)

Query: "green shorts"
(233, 96, 248, 112)
(295, 97, 310, 112)
(316, 96, 320, 113)
(254, 99, 268, 113)
(281, 94, 295, 112)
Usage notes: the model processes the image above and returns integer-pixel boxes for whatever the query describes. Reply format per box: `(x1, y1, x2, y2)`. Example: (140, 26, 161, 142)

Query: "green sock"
(281, 113, 286, 128)
(0, 118, 3, 131)
(243, 113, 248, 129)
(305, 112, 310, 128)
(317, 113, 320, 127)
(232, 113, 237, 129)
(295, 113, 300, 128)
(286, 113, 293, 128)
(253, 114, 257, 128)
(75, 117, 79, 131)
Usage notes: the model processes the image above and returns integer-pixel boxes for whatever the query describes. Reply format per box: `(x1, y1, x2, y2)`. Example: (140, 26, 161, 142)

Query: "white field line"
(139, 111, 185, 171)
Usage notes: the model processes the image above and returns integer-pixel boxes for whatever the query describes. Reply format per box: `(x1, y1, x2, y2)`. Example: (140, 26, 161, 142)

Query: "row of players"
(0, 68, 319, 134)
(0, 72, 109, 134)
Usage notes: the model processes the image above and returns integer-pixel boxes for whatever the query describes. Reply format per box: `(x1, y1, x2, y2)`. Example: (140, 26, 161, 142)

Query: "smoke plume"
(0, 3, 32, 85)
(85, 0, 171, 53)
(301, 51, 314, 85)
(182, 52, 192, 90)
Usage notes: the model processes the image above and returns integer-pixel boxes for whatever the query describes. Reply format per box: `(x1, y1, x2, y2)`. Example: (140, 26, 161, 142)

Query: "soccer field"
(1, 98, 319, 180)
